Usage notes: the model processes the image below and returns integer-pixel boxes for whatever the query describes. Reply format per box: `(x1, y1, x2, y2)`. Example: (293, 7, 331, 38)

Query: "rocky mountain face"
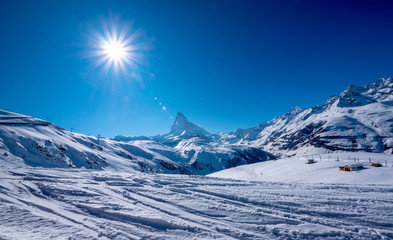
(169, 112, 210, 138)
(1, 78, 392, 174)
(223, 78, 393, 157)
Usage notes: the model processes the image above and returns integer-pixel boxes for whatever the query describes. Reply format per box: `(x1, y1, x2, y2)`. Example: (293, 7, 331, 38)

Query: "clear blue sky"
(1, 0, 393, 137)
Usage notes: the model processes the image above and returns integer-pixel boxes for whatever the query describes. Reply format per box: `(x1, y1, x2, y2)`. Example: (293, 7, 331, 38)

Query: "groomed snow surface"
(1, 158, 393, 240)
(210, 152, 393, 184)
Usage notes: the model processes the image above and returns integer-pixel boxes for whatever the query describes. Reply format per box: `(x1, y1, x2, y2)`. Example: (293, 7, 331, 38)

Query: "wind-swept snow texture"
(0, 167, 393, 239)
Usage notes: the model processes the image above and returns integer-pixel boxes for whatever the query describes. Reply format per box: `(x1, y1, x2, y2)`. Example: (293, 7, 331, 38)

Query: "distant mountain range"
(1, 78, 392, 174)
(222, 78, 393, 156)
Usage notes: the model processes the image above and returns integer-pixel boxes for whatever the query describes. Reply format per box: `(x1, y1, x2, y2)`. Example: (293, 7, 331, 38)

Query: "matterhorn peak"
(169, 112, 209, 138)
(170, 112, 189, 133)
(173, 112, 188, 125)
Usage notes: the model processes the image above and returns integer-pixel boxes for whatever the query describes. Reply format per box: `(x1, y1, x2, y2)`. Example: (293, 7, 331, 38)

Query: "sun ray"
(86, 20, 146, 78)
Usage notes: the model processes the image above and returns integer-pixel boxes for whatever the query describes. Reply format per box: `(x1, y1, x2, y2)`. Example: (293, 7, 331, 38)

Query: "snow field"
(0, 167, 393, 239)
(209, 152, 393, 184)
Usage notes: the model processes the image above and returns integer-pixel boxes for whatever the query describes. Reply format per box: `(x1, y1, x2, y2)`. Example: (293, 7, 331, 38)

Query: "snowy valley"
(1, 78, 393, 239)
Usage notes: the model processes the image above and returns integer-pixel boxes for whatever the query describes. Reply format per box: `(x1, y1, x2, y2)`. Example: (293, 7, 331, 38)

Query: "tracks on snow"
(0, 169, 393, 239)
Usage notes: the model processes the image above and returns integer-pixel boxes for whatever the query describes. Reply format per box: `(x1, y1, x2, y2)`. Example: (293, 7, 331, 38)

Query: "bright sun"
(88, 21, 143, 76)
(103, 40, 126, 60)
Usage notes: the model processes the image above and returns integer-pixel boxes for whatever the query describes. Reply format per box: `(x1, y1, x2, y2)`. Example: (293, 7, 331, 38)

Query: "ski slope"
(209, 152, 393, 184)
(1, 167, 393, 239)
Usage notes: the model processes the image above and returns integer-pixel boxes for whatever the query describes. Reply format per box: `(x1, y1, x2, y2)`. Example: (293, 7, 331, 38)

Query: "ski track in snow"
(0, 168, 393, 239)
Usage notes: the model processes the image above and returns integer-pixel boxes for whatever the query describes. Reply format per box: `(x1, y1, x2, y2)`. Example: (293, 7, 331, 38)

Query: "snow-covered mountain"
(114, 112, 275, 174)
(0, 110, 273, 174)
(167, 112, 210, 140)
(221, 78, 393, 157)
(0, 109, 198, 174)
(1, 78, 392, 174)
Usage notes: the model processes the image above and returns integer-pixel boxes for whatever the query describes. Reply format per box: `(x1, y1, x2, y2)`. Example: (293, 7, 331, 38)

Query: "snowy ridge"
(0, 110, 195, 174)
(0, 111, 273, 174)
(221, 78, 393, 157)
(337, 78, 393, 107)
(0, 109, 50, 125)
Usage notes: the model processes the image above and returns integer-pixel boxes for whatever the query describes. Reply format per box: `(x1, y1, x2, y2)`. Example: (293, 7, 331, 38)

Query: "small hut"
(371, 162, 383, 167)
(339, 164, 363, 171)
(306, 159, 315, 164)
